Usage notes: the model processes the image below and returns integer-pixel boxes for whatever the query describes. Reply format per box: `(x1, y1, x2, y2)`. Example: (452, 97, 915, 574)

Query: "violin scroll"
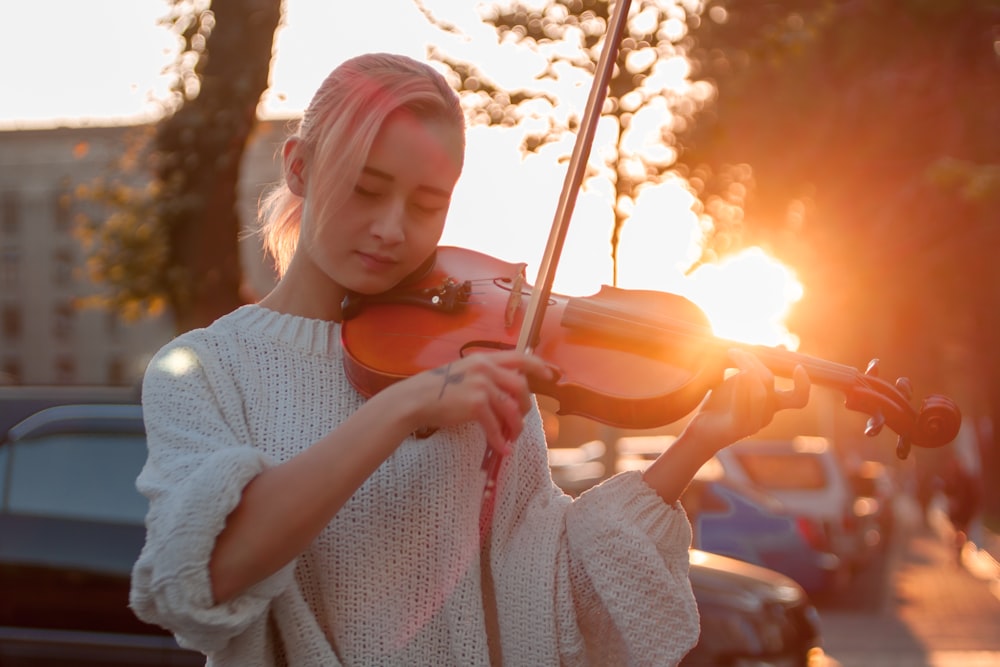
(892, 393, 962, 460)
(910, 393, 963, 448)
(843, 363, 960, 459)
(845, 358, 959, 459)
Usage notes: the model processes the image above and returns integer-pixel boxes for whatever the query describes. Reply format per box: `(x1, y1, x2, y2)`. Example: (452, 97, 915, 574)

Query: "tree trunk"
(158, 0, 282, 333)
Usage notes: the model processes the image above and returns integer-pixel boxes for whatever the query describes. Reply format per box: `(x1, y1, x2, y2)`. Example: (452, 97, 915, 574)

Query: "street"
(817, 497, 1000, 667)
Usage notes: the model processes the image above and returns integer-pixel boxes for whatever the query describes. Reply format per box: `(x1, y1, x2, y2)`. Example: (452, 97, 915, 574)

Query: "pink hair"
(257, 53, 465, 275)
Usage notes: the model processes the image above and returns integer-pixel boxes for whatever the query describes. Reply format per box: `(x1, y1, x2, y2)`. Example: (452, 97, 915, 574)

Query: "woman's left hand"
(687, 348, 811, 452)
(642, 349, 810, 505)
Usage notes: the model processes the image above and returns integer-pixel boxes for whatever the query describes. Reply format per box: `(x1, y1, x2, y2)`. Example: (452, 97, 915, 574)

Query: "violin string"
(566, 295, 877, 389)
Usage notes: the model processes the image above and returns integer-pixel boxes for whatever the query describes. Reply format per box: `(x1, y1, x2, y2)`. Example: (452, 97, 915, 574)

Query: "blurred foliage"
(675, 0, 1000, 516)
(429, 0, 1000, 411)
(674, 0, 1000, 404)
(74, 126, 170, 322)
(427, 0, 706, 282)
(75, 0, 283, 333)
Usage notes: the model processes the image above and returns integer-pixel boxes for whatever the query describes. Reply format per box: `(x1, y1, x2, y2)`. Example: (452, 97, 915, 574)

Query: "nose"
(370, 197, 406, 244)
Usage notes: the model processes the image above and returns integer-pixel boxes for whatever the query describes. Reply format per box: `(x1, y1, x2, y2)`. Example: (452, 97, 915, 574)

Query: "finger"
(482, 350, 555, 384)
(491, 367, 535, 415)
(733, 353, 782, 432)
(492, 385, 527, 442)
(737, 370, 773, 431)
(727, 348, 774, 383)
(730, 348, 812, 418)
(776, 364, 811, 410)
(475, 392, 512, 456)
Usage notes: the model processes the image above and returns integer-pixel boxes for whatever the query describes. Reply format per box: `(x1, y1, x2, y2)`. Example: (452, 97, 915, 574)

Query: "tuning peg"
(896, 435, 911, 460)
(865, 359, 880, 377)
(895, 377, 913, 400)
(865, 412, 885, 437)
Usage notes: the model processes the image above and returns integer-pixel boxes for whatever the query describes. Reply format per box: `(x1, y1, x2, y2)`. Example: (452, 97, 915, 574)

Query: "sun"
(614, 179, 803, 350)
(445, 129, 803, 353)
(681, 249, 803, 349)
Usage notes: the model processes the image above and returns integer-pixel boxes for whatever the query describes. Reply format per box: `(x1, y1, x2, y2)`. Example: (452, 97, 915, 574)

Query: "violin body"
(343, 246, 722, 429)
(341, 246, 961, 453)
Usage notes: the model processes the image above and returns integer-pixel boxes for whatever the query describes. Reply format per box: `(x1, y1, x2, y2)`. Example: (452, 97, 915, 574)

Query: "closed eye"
(410, 197, 450, 216)
(354, 186, 381, 198)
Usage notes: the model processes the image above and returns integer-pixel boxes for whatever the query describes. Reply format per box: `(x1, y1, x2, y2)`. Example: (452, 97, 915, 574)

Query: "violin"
(340, 0, 959, 466)
(341, 245, 961, 458)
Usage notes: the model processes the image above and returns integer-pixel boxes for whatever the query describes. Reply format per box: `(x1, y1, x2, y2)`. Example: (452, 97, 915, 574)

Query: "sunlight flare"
(616, 179, 803, 349)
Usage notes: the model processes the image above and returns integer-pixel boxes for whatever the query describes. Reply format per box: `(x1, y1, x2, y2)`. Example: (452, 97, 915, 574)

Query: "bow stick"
(481, 0, 636, 500)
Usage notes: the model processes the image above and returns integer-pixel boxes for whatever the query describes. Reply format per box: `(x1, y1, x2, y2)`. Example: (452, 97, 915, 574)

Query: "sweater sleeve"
(129, 337, 297, 653)
(489, 409, 700, 667)
(560, 472, 700, 666)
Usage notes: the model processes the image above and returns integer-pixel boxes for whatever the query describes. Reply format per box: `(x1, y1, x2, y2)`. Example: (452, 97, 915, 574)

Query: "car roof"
(727, 435, 831, 455)
(3, 403, 144, 443)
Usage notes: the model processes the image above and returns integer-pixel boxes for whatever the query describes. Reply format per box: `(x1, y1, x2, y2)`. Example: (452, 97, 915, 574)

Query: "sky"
(2, 1, 438, 127)
(1, 0, 802, 347)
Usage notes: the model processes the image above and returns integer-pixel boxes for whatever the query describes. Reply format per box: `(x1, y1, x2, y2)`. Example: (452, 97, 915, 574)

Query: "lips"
(356, 251, 399, 271)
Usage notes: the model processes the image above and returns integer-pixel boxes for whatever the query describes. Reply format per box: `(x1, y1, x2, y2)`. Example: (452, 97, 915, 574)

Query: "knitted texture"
(130, 305, 700, 666)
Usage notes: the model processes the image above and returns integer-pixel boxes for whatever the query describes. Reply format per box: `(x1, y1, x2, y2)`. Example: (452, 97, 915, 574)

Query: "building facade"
(0, 121, 285, 387)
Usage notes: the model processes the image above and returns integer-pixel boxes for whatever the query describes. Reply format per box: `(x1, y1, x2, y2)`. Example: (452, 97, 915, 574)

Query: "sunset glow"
(6, 1, 805, 353)
(682, 249, 803, 349)
(614, 179, 803, 349)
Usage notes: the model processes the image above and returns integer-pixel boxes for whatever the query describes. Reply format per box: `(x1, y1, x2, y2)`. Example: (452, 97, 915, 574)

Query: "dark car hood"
(688, 549, 805, 609)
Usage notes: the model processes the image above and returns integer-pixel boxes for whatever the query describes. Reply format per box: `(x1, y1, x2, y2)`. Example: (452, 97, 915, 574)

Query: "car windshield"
(734, 452, 828, 491)
(0, 432, 148, 524)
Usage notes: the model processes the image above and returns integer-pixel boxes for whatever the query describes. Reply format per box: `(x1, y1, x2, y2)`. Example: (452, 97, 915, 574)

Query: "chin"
(344, 274, 406, 297)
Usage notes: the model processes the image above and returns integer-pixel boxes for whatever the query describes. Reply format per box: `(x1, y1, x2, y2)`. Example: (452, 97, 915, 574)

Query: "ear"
(282, 138, 307, 197)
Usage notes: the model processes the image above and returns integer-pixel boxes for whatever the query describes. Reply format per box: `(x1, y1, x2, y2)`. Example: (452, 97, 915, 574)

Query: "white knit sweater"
(129, 305, 699, 666)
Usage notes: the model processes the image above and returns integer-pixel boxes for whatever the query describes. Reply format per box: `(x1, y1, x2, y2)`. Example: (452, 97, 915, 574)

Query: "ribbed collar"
(223, 304, 341, 357)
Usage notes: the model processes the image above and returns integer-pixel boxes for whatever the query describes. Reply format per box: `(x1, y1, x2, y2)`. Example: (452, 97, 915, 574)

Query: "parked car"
(682, 550, 825, 667)
(847, 458, 896, 542)
(0, 384, 140, 434)
(3, 404, 825, 667)
(684, 465, 846, 597)
(550, 437, 825, 666)
(714, 436, 877, 572)
(616, 436, 846, 597)
(0, 403, 202, 666)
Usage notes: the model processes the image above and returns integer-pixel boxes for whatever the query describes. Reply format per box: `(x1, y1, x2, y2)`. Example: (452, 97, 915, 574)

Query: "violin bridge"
(504, 265, 527, 328)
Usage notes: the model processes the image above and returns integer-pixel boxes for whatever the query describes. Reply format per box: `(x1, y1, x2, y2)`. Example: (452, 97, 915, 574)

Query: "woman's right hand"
(210, 350, 551, 604)
(402, 351, 553, 456)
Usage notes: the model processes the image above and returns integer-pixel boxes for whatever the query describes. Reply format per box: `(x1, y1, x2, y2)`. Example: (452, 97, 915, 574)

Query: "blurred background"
(1, 0, 998, 525)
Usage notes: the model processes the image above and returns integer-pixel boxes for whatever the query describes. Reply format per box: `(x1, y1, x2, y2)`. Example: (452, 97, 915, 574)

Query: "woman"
(130, 52, 809, 666)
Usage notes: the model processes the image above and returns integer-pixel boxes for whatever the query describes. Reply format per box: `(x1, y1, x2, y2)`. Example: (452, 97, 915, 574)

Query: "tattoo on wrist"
(432, 363, 465, 399)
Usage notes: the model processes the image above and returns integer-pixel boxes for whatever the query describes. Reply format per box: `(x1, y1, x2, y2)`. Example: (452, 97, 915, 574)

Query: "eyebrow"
(361, 166, 453, 197)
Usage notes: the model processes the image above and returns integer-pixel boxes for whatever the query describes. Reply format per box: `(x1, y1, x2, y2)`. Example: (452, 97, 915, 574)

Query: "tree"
(673, 0, 1000, 406)
(77, 0, 283, 333)
(426, 0, 706, 284)
(674, 0, 1000, 513)
(432, 0, 999, 390)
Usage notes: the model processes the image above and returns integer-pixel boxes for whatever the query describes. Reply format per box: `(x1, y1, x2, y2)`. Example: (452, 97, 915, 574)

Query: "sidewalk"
(819, 496, 1000, 667)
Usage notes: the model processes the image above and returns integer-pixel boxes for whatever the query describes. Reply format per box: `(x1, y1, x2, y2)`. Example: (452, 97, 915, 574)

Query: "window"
(735, 453, 828, 491)
(0, 433, 149, 524)
(1, 358, 20, 384)
(53, 301, 75, 340)
(106, 309, 121, 339)
(0, 245, 19, 290)
(1, 191, 19, 237)
(53, 181, 73, 233)
(53, 247, 75, 286)
(2, 304, 21, 340)
(55, 356, 75, 384)
(107, 358, 126, 385)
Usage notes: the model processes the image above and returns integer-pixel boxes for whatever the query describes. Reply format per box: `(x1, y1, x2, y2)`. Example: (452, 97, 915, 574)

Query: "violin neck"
(732, 341, 864, 394)
(560, 287, 866, 396)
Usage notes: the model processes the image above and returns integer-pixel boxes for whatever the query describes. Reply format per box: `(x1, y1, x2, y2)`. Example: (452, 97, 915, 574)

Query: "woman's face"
(301, 110, 464, 301)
